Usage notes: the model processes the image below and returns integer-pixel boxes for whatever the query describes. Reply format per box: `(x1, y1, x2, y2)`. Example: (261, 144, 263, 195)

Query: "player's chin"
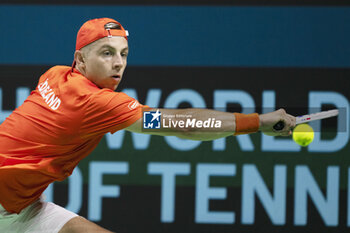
(107, 85, 118, 91)
(104, 81, 120, 90)
(111, 79, 121, 90)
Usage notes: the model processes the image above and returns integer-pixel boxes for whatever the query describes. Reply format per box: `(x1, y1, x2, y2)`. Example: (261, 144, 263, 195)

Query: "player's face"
(83, 37, 128, 90)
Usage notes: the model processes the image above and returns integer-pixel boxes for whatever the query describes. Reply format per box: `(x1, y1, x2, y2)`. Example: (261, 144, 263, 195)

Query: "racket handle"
(273, 121, 285, 131)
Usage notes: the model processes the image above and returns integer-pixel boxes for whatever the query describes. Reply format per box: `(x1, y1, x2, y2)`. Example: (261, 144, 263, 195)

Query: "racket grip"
(273, 121, 285, 131)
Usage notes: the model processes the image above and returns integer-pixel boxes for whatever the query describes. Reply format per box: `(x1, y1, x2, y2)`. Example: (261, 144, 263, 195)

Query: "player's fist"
(259, 109, 296, 136)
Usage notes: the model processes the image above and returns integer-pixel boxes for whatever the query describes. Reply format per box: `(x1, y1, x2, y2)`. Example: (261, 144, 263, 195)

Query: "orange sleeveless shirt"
(0, 66, 143, 213)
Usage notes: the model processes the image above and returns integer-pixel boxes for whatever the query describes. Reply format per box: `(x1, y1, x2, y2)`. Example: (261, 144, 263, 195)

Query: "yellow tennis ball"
(293, 124, 314, 147)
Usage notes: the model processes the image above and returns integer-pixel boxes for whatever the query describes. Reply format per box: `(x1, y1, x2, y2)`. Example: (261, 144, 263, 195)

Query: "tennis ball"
(293, 124, 314, 147)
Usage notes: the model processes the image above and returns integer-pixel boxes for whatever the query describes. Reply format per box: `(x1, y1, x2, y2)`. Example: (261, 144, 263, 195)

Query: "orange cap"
(75, 17, 128, 50)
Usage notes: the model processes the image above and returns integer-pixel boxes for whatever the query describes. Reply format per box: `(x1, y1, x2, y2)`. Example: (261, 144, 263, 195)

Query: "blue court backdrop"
(0, 5, 350, 67)
(0, 3, 350, 233)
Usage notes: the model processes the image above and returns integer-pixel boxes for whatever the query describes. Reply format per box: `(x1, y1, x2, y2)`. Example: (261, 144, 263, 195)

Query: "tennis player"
(0, 18, 295, 233)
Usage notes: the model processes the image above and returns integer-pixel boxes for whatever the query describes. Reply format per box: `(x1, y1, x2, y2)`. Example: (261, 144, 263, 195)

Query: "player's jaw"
(83, 68, 124, 90)
(94, 72, 124, 90)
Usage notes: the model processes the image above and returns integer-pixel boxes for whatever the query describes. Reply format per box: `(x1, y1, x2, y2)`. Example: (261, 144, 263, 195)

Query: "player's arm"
(125, 108, 295, 141)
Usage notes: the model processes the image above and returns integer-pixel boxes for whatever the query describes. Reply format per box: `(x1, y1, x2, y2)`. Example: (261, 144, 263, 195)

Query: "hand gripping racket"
(273, 109, 339, 131)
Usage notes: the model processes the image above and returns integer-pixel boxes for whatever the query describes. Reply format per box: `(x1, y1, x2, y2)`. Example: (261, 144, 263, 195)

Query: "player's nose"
(113, 54, 123, 69)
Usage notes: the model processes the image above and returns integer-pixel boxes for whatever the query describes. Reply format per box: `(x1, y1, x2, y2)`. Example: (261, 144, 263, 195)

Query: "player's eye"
(102, 50, 113, 56)
(121, 52, 128, 58)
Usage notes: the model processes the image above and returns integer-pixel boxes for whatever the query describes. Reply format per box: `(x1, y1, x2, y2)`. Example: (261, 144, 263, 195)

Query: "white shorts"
(0, 197, 78, 233)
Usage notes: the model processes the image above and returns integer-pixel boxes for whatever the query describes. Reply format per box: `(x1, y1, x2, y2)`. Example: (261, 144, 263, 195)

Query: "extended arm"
(125, 108, 295, 140)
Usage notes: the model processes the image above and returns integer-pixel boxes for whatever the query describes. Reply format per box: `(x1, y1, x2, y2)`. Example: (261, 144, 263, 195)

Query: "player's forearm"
(127, 108, 242, 140)
(159, 108, 237, 140)
(155, 108, 236, 141)
(127, 108, 294, 139)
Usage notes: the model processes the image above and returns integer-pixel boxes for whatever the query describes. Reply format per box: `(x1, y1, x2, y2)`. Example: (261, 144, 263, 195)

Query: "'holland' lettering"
(38, 79, 61, 110)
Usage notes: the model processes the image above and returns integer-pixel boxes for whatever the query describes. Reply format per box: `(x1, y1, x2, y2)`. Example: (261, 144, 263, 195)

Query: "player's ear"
(74, 50, 86, 69)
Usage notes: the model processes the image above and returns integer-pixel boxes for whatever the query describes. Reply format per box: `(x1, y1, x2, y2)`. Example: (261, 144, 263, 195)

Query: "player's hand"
(259, 109, 296, 136)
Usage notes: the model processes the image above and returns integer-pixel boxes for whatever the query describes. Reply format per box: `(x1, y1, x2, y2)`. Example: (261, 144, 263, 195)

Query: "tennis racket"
(273, 109, 339, 131)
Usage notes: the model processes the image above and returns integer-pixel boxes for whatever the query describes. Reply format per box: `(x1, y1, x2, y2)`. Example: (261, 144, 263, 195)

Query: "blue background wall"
(0, 5, 349, 67)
